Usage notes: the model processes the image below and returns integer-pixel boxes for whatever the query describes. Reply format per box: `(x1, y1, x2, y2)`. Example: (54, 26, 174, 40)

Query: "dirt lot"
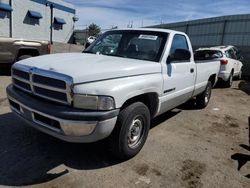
(0, 76, 249, 188)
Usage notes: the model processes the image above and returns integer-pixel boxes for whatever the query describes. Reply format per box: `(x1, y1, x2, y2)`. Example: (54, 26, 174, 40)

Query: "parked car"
(87, 36, 97, 44)
(85, 36, 97, 48)
(195, 46, 243, 87)
(7, 28, 220, 159)
(0, 37, 51, 70)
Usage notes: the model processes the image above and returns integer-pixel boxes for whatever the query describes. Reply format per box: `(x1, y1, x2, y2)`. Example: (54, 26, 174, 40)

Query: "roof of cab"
(111, 28, 186, 35)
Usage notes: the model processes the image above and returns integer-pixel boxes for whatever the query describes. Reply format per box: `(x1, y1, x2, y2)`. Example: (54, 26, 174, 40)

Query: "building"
(0, 0, 76, 43)
(74, 29, 88, 45)
(149, 14, 250, 77)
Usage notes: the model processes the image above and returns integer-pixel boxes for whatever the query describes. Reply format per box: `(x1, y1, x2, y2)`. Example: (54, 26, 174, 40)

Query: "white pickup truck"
(7, 28, 220, 159)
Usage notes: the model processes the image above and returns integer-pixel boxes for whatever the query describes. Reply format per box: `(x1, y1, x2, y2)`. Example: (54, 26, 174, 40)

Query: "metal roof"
(148, 14, 250, 47)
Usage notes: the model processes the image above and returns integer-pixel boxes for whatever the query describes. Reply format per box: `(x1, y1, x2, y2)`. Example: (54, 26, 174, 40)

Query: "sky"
(64, 0, 250, 30)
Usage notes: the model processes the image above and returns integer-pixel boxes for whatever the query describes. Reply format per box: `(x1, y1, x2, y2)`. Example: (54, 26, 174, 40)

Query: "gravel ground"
(0, 76, 249, 188)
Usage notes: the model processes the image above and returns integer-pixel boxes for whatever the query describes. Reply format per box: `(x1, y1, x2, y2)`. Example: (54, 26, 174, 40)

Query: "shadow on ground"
(0, 67, 11, 76)
(177, 99, 201, 111)
(0, 109, 179, 186)
(231, 117, 250, 179)
(231, 144, 250, 179)
(238, 80, 250, 95)
(0, 113, 119, 186)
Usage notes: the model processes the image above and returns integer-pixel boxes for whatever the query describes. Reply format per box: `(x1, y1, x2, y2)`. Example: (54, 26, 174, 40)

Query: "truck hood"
(17, 53, 161, 84)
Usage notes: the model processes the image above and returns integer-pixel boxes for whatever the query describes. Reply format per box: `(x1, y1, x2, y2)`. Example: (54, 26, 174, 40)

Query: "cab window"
(170, 34, 189, 56)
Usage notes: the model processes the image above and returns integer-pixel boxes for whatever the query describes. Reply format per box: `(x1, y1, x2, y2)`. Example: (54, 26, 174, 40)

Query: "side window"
(170, 34, 189, 56)
(232, 47, 241, 60)
(226, 49, 236, 59)
(232, 47, 238, 55)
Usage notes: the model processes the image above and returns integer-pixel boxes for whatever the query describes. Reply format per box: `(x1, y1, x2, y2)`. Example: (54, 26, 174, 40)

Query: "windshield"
(84, 30, 168, 62)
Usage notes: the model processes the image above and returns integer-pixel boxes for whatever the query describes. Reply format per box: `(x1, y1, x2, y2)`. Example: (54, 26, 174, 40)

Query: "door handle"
(190, 68, 194, 73)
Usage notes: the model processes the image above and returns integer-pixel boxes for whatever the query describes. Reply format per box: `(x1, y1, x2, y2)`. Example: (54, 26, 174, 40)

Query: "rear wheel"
(196, 81, 212, 109)
(225, 71, 233, 88)
(237, 70, 242, 80)
(109, 102, 150, 160)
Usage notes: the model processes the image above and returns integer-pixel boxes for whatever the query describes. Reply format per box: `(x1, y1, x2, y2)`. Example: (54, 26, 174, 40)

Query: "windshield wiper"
(105, 54, 125, 58)
(82, 51, 95, 54)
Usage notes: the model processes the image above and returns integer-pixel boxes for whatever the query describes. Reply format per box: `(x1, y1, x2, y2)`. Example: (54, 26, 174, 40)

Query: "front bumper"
(6, 85, 119, 143)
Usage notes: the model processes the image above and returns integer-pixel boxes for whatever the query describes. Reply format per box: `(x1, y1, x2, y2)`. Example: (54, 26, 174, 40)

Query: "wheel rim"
(127, 116, 144, 149)
(204, 86, 211, 104)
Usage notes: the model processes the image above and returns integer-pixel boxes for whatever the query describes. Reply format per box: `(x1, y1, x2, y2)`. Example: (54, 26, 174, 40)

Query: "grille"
(13, 78, 32, 92)
(12, 69, 30, 80)
(34, 86, 68, 102)
(33, 74, 66, 89)
(12, 65, 72, 105)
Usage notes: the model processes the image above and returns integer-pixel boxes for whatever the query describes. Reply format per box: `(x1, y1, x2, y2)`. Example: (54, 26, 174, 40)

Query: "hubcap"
(128, 116, 144, 149)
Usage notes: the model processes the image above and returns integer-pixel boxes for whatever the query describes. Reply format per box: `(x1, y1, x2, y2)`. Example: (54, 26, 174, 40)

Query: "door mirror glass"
(167, 49, 191, 64)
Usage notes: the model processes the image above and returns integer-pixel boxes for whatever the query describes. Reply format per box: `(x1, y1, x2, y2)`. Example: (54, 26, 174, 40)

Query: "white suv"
(195, 46, 243, 87)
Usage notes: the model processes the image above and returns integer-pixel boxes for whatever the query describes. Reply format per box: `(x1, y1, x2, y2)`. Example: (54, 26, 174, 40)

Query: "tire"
(196, 81, 212, 109)
(237, 70, 242, 80)
(17, 55, 32, 61)
(225, 71, 233, 88)
(109, 102, 150, 160)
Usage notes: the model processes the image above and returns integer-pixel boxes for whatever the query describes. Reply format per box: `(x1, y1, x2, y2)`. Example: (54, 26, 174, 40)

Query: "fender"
(73, 73, 163, 109)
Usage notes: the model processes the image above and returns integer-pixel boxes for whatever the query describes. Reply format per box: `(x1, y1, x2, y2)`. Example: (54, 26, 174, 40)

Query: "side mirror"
(167, 49, 191, 64)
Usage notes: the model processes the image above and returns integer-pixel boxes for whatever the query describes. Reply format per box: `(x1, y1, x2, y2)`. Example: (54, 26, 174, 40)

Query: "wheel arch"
(208, 74, 217, 87)
(16, 47, 39, 61)
(120, 92, 159, 118)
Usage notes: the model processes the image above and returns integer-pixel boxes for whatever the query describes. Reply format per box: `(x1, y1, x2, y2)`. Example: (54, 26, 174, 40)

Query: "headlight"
(73, 95, 115, 110)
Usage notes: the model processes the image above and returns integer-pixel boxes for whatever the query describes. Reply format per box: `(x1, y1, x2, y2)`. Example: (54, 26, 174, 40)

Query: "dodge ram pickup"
(7, 28, 220, 159)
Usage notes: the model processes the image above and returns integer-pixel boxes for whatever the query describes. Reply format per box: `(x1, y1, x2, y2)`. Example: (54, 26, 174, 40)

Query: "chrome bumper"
(9, 96, 98, 136)
(7, 85, 118, 143)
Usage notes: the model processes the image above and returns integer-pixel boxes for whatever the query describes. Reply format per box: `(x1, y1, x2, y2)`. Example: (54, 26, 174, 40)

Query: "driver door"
(159, 34, 196, 114)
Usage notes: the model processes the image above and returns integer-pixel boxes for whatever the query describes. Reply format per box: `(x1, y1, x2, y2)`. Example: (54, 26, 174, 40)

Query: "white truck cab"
(7, 28, 220, 159)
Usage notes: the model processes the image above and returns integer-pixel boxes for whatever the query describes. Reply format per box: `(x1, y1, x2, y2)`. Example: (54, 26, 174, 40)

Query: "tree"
(87, 23, 101, 37)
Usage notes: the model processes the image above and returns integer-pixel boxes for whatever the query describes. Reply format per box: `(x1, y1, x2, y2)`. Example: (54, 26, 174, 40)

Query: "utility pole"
(9, 0, 12, 37)
(48, 3, 54, 44)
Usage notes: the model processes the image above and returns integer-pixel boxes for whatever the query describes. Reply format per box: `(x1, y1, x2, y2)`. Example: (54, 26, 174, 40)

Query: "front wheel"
(196, 81, 212, 109)
(109, 102, 150, 159)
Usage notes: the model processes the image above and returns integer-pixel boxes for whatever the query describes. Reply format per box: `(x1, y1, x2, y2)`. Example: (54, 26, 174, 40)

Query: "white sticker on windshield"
(138, 35, 158, 40)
